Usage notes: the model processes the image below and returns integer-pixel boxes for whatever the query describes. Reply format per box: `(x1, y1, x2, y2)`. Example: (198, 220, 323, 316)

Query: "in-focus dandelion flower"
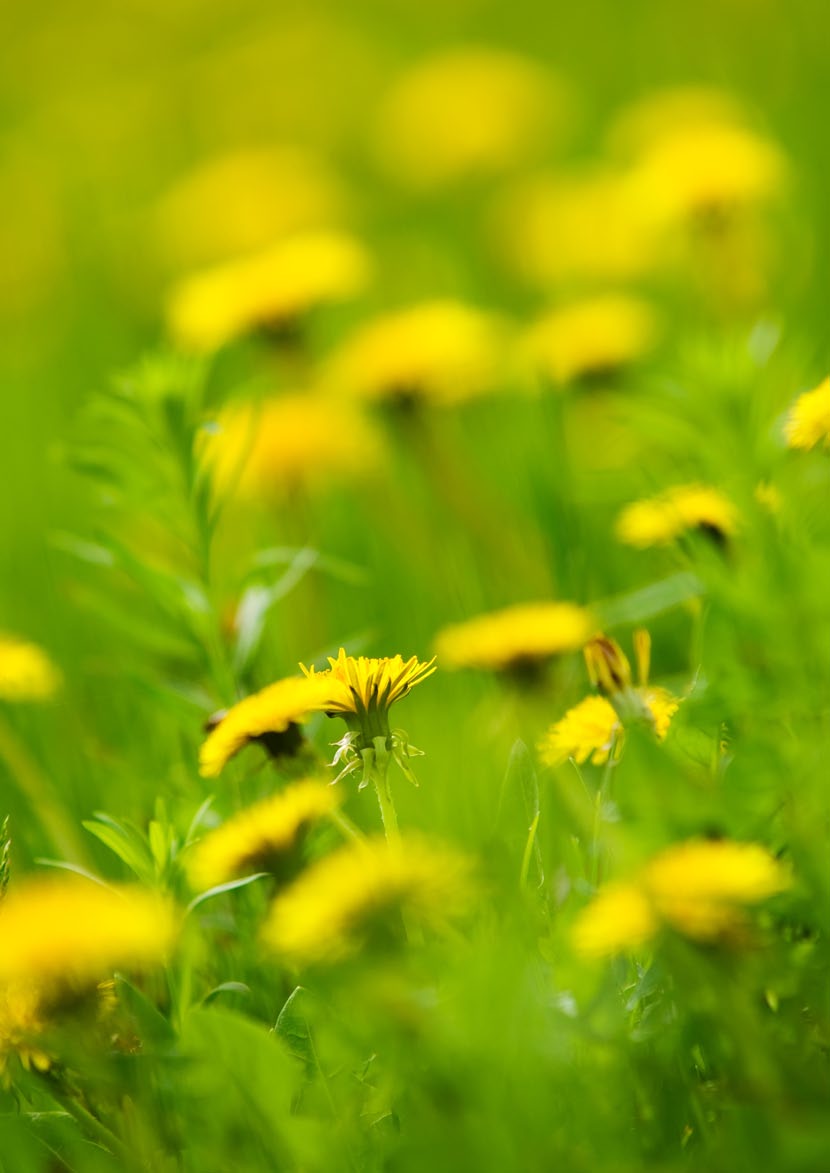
(434, 602, 593, 673)
(322, 300, 509, 407)
(615, 484, 739, 548)
(572, 839, 789, 958)
(201, 393, 384, 505)
(374, 47, 563, 189)
(784, 376, 830, 451)
(520, 295, 658, 387)
(186, 779, 341, 891)
(166, 230, 371, 353)
(262, 835, 475, 966)
(199, 675, 333, 779)
(0, 635, 60, 702)
(0, 879, 178, 991)
(155, 146, 346, 269)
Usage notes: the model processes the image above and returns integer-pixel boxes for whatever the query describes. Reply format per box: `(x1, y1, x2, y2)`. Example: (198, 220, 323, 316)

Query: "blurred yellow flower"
(262, 835, 475, 966)
(784, 376, 830, 451)
(606, 86, 748, 157)
(616, 484, 739, 548)
(374, 47, 563, 188)
(155, 146, 347, 270)
(0, 879, 177, 990)
(434, 602, 593, 672)
(0, 981, 50, 1081)
(573, 839, 790, 958)
(539, 695, 619, 767)
(322, 300, 509, 406)
(201, 393, 384, 504)
(520, 295, 658, 386)
(166, 230, 372, 352)
(300, 650, 436, 722)
(199, 675, 333, 779)
(0, 635, 61, 702)
(187, 780, 341, 891)
(492, 169, 658, 289)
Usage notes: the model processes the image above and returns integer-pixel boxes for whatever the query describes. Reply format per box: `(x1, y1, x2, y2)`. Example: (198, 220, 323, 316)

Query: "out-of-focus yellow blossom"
(572, 881, 657, 959)
(520, 295, 658, 387)
(616, 484, 739, 548)
(0, 982, 50, 1081)
(154, 146, 347, 270)
(374, 47, 563, 188)
(539, 696, 620, 767)
(0, 635, 61, 702)
(573, 839, 790, 958)
(492, 169, 658, 289)
(262, 835, 475, 966)
(784, 376, 830, 451)
(301, 650, 436, 723)
(606, 86, 748, 157)
(626, 122, 786, 228)
(322, 300, 509, 406)
(199, 675, 333, 779)
(434, 602, 593, 672)
(754, 481, 782, 514)
(0, 879, 178, 990)
(186, 780, 341, 891)
(166, 230, 372, 352)
(201, 393, 384, 505)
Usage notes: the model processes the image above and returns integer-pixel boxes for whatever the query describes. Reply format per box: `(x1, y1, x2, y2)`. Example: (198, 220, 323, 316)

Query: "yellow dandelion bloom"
(187, 780, 341, 891)
(644, 839, 791, 943)
(0, 635, 60, 702)
(166, 230, 371, 353)
(539, 695, 619, 767)
(784, 376, 830, 451)
(199, 675, 333, 779)
(262, 836, 475, 966)
(572, 881, 658, 959)
(0, 981, 51, 1081)
(492, 168, 658, 290)
(374, 47, 562, 189)
(300, 650, 436, 721)
(520, 295, 658, 387)
(616, 484, 739, 548)
(0, 879, 178, 989)
(606, 86, 748, 157)
(322, 300, 509, 407)
(201, 393, 384, 505)
(434, 602, 593, 673)
(155, 146, 346, 270)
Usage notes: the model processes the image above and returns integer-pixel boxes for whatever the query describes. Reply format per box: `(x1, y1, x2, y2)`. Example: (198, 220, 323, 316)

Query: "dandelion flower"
(322, 300, 509, 406)
(374, 47, 562, 189)
(784, 376, 830, 451)
(0, 879, 178, 991)
(200, 393, 384, 504)
(186, 780, 341, 891)
(616, 484, 739, 548)
(0, 982, 50, 1081)
(301, 650, 436, 727)
(572, 882, 657, 959)
(262, 835, 475, 966)
(0, 635, 60, 702)
(539, 696, 620, 767)
(199, 675, 333, 779)
(166, 230, 371, 353)
(606, 86, 749, 157)
(434, 602, 593, 673)
(520, 295, 658, 387)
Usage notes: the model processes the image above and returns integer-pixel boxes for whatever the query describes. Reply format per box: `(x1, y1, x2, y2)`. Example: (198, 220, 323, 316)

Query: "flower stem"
(367, 738, 400, 842)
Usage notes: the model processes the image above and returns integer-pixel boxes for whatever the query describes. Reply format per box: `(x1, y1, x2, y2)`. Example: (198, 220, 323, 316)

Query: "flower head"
(200, 393, 384, 504)
(262, 835, 475, 966)
(539, 695, 619, 767)
(373, 47, 562, 188)
(199, 675, 333, 778)
(186, 780, 341, 891)
(616, 484, 739, 548)
(0, 981, 51, 1081)
(301, 650, 436, 726)
(0, 635, 61, 702)
(520, 294, 658, 387)
(573, 839, 790, 958)
(784, 376, 830, 451)
(322, 300, 509, 407)
(434, 602, 593, 673)
(0, 879, 178, 992)
(166, 230, 371, 353)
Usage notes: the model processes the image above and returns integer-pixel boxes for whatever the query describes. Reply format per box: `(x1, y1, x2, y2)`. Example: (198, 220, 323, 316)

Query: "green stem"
(327, 806, 364, 844)
(590, 738, 617, 888)
(366, 739, 399, 842)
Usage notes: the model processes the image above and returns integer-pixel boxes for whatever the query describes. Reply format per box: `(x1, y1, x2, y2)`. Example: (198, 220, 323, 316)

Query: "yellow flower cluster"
(0, 635, 61, 702)
(784, 376, 830, 451)
(187, 779, 341, 891)
(616, 484, 739, 548)
(434, 602, 593, 672)
(573, 840, 790, 958)
(262, 835, 475, 966)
